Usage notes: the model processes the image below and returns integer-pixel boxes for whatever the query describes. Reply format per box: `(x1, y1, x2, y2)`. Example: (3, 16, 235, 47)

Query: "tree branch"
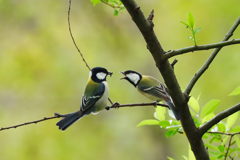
(184, 16, 240, 95)
(120, 0, 209, 159)
(0, 102, 167, 132)
(199, 103, 240, 137)
(162, 39, 240, 60)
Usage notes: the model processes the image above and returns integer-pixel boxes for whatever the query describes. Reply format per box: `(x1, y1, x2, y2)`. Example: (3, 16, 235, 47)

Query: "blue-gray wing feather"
(138, 83, 170, 100)
(81, 83, 105, 111)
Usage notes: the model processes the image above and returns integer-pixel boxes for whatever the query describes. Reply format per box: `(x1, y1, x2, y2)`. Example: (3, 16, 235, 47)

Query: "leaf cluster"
(180, 12, 202, 46)
(91, 0, 125, 16)
(138, 86, 240, 160)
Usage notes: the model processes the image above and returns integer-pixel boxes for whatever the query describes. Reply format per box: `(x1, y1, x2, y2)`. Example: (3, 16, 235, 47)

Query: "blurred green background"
(0, 0, 240, 159)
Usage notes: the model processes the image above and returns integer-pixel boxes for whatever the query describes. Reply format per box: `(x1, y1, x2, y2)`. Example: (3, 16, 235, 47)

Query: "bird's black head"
(120, 70, 142, 87)
(90, 67, 113, 83)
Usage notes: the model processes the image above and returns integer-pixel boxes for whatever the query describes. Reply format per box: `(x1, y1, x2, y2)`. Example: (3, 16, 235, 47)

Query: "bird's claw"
(153, 101, 158, 108)
(112, 102, 120, 109)
(106, 102, 120, 110)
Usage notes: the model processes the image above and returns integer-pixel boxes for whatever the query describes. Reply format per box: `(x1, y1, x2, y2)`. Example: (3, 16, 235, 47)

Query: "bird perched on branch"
(56, 67, 113, 131)
(120, 70, 181, 120)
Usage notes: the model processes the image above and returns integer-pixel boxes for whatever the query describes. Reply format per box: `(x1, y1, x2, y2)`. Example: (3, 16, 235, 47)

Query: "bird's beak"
(108, 72, 113, 77)
(120, 71, 127, 80)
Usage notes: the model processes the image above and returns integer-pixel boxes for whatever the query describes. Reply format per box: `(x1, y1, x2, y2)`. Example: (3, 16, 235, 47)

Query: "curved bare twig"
(68, 0, 113, 104)
(68, 0, 91, 70)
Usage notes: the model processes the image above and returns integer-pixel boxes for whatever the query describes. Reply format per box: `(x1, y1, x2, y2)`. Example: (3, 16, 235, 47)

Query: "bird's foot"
(106, 102, 120, 110)
(153, 101, 158, 108)
(113, 102, 120, 109)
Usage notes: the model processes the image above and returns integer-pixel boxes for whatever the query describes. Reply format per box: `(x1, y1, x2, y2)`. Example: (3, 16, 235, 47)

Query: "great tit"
(56, 67, 113, 131)
(120, 70, 181, 120)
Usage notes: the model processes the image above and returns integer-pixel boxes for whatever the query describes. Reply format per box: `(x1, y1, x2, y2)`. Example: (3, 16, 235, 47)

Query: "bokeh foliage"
(0, 0, 240, 159)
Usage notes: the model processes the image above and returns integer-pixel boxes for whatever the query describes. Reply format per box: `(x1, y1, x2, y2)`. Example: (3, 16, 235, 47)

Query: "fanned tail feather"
(56, 111, 82, 131)
(166, 101, 181, 120)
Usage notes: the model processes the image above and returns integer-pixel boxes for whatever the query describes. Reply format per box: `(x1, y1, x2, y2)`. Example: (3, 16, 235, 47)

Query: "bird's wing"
(138, 82, 170, 101)
(81, 83, 105, 111)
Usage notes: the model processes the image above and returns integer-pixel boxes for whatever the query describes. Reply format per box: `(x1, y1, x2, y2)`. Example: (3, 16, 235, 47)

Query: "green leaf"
(209, 151, 220, 156)
(222, 136, 229, 146)
(194, 28, 202, 35)
(229, 86, 240, 96)
(90, 0, 101, 6)
(187, 12, 195, 29)
(202, 113, 215, 123)
(226, 112, 239, 129)
(167, 157, 174, 160)
(218, 145, 224, 153)
(119, 6, 125, 11)
(155, 105, 166, 120)
(182, 155, 188, 160)
(188, 96, 199, 113)
(197, 93, 201, 101)
(229, 126, 240, 133)
(165, 130, 174, 138)
(137, 119, 159, 127)
(209, 156, 218, 160)
(168, 109, 177, 119)
(166, 124, 181, 129)
(234, 135, 240, 148)
(228, 148, 236, 155)
(210, 137, 221, 144)
(159, 120, 170, 128)
(217, 154, 224, 159)
(201, 99, 220, 119)
(180, 21, 190, 28)
(111, 0, 119, 5)
(205, 144, 218, 150)
(113, 9, 118, 16)
(230, 140, 236, 146)
(172, 128, 179, 136)
(217, 123, 226, 132)
(202, 134, 208, 139)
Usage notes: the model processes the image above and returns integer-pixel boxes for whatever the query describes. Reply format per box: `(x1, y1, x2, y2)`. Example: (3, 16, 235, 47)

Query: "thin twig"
(0, 102, 167, 131)
(225, 135, 233, 160)
(109, 102, 169, 109)
(68, 0, 91, 70)
(0, 115, 60, 131)
(68, 0, 113, 104)
(184, 16, 240, 95)
(170, 59, 178, 69)
(147, 10, 154, 21)
(207, 131, 240, 136)
(162, 39, 240, 60)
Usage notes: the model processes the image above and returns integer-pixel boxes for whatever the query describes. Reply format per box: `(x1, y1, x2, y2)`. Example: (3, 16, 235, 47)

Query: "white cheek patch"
(96, 72, 107, 80)
(126, 73, 140, 85)
(89, 71, 92, 77)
